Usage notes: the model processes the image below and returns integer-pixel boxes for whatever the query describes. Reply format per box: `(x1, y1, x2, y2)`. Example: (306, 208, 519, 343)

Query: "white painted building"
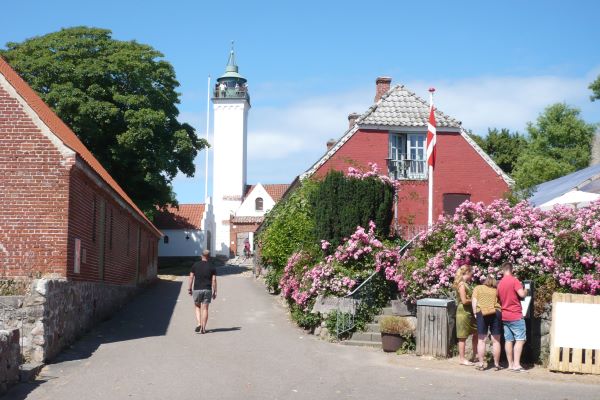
(206, 47, 289, 257)
(154, 204, 207, 258)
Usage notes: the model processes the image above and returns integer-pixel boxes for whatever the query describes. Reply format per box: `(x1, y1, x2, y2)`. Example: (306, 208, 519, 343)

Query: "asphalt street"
(7, 265, 600, 400)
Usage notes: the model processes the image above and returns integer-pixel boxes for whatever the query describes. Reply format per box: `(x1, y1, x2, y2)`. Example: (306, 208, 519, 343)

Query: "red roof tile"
(244, 184, 290, 203)
(0, 57, 161, 236)
(154, 204, 205, 229)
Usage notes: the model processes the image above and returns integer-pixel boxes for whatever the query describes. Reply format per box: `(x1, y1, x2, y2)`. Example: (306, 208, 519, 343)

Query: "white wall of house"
(158, 229, 205, 257)
(237, 183, 275, 217)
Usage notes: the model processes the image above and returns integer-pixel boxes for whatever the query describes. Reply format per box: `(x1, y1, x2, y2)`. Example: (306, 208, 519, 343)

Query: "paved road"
(7, 266, 599, 400)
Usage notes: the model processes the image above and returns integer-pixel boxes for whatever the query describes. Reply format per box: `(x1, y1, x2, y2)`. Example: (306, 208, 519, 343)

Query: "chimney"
(348, 112, 360, 128)
(375, 76, 392, 102)
(326, 139, 336, 151)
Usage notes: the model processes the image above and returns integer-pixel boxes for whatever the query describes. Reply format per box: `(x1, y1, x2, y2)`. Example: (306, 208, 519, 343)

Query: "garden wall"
(0, 328, 20, 395)
(0, 278, 138, 363)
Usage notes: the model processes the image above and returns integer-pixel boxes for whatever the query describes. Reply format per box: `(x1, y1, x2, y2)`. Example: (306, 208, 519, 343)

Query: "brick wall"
(66, 165, 158, 285)
(0, 84, 73, 278)
(315, 129, 510, 227)
(0, 74, 158, 284)
(230, 222, 260, 256)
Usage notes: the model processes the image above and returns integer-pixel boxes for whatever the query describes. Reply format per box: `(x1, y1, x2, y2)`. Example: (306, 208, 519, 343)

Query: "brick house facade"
(0, 57, 161, 284)
(303, 77, 513, 236)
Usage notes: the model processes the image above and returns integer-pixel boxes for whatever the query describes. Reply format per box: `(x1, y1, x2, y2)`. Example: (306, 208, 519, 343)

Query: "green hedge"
(311, 171, 394, 246)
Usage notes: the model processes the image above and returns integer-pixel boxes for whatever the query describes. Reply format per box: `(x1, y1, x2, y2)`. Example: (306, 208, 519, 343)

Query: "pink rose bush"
(279, 198, 600, 328)
(397, 199, 600, 302)
(280, 221, 392, 310)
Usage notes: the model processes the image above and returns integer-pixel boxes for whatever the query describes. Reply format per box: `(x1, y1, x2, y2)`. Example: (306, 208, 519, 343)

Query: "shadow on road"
(6, 278, 182, 400)
(205, 327, 242, 334)
(51, 279, 182, 363)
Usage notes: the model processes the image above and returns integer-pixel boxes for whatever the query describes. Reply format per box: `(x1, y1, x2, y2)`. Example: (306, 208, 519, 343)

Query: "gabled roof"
(301, 82, 513, 186)
(529, 164, 600, 206)
(154, 204, 205, 230)
(244, 183, 290, 203)
(0, 56, 160, 236)
(360, 85, 462, 128)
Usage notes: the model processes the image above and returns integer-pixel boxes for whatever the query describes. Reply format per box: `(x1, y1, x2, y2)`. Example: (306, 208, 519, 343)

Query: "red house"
(301, 77, 512, 236)
(0, 57, 161, 284)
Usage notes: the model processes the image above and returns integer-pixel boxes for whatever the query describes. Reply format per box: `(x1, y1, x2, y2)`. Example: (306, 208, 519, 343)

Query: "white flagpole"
(204, 75, 211, 201)
(427, 89, 434, 227)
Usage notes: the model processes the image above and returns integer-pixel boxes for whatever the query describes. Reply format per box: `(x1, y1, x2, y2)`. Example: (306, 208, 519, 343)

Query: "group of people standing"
(454, 262, 529, 372)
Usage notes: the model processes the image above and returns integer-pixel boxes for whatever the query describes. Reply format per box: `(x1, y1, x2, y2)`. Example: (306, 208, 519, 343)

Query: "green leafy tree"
(0, 27, 207, 214)
(590, 75, 600, 101)
(258, 180, 319, 272)
(512, 103, 596, 191)
(471, 128, 528, 175)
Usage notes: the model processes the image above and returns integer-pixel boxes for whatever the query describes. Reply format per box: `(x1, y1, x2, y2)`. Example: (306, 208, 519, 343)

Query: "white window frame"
(388, 133, 427, 180)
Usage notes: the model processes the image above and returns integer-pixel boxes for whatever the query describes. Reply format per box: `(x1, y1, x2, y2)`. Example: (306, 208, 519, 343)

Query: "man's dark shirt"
(191, 261, 216, 290)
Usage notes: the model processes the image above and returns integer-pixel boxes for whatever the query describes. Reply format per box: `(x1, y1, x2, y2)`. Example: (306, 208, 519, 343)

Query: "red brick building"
(301, 77, 513, 237)
(0, 57, 161, 284)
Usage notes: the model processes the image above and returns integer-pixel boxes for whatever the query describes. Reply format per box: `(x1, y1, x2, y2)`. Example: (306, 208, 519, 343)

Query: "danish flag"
(426, 94, 436, 168)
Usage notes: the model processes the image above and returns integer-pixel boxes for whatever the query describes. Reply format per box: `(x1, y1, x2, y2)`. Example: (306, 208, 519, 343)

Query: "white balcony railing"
(387, 159, 427, 180)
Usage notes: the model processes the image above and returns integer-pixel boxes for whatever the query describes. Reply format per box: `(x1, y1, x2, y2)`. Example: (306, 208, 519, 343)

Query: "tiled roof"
(244, 183, 290, 203)
(264, 184, 290, 202)
(301, 81, 513, 187)
(360, 85, 461, 128)
(0, 57, 161, 236)
(232, 216, 264, 224)
(154, 204, 205, 229)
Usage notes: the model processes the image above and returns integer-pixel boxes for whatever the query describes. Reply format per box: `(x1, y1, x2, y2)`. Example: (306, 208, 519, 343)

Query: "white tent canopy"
(538, 190, 600, 211)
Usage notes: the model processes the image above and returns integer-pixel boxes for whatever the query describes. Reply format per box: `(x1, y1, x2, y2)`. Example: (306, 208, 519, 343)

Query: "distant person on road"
(244, 239, 251, 259)
(453, 264, 478, 366)
(188, 250, 217, 334)
(497, 262, 528, 372)
(472, 275, 502, 371)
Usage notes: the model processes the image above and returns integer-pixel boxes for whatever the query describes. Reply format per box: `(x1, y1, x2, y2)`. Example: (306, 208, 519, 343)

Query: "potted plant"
(379, 316, 413, 352)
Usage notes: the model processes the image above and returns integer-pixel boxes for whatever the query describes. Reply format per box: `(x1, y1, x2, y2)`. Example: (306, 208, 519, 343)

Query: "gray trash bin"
(416, 298, 456, 358)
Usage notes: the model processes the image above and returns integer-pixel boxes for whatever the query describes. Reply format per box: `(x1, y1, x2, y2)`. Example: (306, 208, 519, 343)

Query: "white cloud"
(408, 72, 599, 135)
(173, 69, 600, 202)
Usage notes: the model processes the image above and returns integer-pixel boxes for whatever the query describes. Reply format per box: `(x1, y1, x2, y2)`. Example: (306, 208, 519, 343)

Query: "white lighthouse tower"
(211, 45, 250, 257)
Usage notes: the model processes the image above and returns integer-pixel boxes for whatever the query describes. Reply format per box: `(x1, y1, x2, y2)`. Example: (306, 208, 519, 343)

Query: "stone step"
(366, 323, 380, 333)
(341, 340, 382, 349)
(350, 331, 381, 342)
(381, 307, 395, 315)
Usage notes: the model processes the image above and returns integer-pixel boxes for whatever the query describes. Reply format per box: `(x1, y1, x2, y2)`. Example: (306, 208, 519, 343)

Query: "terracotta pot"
(381, 333, 404, 352)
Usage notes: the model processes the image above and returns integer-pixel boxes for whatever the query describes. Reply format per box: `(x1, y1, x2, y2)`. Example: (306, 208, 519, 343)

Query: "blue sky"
(2, 0, 599, 203)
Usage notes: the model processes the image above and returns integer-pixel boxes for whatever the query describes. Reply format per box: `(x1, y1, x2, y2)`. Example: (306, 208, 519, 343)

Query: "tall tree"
(470, 128, 528, 175)
(590, 75, 600, 101)
(512, 103, 596, 191)
(0, 27, 208, 214)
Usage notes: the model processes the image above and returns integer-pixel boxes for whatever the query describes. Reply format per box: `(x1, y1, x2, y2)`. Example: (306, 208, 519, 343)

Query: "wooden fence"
(548, 293, 600, 374)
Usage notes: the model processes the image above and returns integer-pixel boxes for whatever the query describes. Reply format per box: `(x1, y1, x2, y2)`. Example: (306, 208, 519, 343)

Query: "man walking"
(497, 262, 528, 372)
(188, 250, 217, 334)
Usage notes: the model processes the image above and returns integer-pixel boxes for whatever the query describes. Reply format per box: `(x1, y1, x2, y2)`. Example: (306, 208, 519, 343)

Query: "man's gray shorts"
(193, 289, 212, 305)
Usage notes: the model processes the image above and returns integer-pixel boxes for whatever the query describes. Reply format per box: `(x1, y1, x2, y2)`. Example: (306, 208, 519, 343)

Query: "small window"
(92, 197, 97, 242)
(164, 235, 169, 244)
(109, 209, 114, 250)
(388, 133, 427, 180)
(255, 197, 264, 211)
(443, 193, 471, 216)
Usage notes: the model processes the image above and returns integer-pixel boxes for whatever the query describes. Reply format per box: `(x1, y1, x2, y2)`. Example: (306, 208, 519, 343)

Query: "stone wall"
(0, 328, 20, 395)
(0, 278, 138, 363)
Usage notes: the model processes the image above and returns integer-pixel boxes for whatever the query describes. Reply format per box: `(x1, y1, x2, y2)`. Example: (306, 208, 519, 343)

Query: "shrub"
(258, 180, 319, 271)
(312, 166, 395, 247)
(379, 316, 414, 336)
(396, 199, 600, 303)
